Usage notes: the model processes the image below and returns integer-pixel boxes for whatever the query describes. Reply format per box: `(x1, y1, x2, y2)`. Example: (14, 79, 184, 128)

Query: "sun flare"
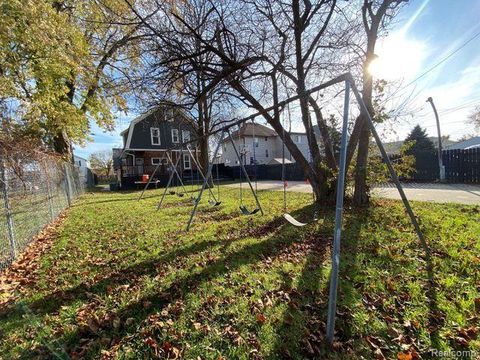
(368, 33, 426, 80)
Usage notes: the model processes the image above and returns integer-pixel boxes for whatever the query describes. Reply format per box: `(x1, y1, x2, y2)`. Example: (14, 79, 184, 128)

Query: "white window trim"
(183, 154, 191, 169)
(151, 157, 162, 165)
(171, 128, 179, 143)
(150, 127, 160, 145)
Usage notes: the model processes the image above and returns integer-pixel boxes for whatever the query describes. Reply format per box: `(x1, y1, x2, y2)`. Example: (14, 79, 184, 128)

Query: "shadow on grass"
(336, 205, 441, 358)
(2, 201, 442, 359)
(1, 207, 309, 358)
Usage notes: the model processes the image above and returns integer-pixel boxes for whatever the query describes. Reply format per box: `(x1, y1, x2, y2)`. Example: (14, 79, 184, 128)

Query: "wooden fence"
(443, 148, 480, 184)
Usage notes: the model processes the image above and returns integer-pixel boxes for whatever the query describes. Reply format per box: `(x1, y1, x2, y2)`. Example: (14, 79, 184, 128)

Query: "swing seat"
(169, 190, 176, 195)
(209, 199, 222, 206)
(177, 193, 185, 198)
(283, 213, 307, 227)
(239, 205, 259, 215)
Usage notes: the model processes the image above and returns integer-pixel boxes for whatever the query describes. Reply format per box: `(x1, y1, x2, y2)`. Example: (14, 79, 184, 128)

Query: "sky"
(373, 0, 480, 142)
(74, 0, 480, 160)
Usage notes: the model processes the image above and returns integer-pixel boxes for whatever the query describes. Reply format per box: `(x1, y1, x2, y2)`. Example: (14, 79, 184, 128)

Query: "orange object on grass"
(142, 174, 149, 182)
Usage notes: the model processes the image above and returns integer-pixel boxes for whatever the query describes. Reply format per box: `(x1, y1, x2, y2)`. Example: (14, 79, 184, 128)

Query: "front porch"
(116, 150, 199, 190)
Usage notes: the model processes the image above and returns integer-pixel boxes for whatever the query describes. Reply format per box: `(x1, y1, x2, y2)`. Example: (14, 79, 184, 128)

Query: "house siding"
(128, 109, 196, 150)
(220, 132, 315, 166)
(273, 134, 312, 162)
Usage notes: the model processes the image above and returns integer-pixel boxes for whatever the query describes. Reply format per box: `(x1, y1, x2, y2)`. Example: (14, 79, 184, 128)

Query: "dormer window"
(182, 130, 190, 142)
(167, 108, 174, 122)
(151, 128, 160, 145)
(171, 128, 179, 143)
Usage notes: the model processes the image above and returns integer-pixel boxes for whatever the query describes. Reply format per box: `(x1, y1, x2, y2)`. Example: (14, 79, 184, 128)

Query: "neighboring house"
(218, 123, 314, 167)
(113, 106, 198, 188)
(73, 154, 91, 186)
(444, 136, 480, 150)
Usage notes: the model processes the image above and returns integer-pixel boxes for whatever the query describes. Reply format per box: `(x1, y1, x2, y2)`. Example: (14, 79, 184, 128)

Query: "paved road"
(226, 181, 480, 205)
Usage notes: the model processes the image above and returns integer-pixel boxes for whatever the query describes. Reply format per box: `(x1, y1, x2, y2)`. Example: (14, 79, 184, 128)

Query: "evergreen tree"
(405, 125, 437, 155)
(404, 125, 438, 180)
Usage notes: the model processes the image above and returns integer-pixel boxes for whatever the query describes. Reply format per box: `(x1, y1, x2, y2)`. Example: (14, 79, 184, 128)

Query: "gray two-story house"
(218, 123, 314, 166)
(113, 106, 198, 188)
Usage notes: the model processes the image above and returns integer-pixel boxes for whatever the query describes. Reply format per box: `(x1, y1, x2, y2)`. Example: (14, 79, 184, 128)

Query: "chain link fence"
(0, 155, 84, 271)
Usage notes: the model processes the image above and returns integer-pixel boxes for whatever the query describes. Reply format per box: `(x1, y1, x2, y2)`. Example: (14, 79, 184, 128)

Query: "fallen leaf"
(397, 352, 412, 360)
(256, 313, 266, 324)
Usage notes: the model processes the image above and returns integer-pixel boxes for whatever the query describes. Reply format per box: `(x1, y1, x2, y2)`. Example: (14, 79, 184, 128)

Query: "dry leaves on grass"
(0, 212, 67, 308)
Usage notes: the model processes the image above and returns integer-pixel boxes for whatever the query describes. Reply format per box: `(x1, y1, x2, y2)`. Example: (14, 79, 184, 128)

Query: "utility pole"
(426, 97, 445, 181)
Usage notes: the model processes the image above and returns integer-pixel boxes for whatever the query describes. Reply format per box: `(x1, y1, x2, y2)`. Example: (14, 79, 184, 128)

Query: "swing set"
(138, 72, 427, 345)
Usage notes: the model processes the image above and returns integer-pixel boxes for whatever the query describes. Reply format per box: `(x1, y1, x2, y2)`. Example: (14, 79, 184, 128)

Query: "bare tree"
(345, 0, 407, 206)
(469, 105, 480, 132)
(89, 150, 113, 177)
(126, 0, 355, 201)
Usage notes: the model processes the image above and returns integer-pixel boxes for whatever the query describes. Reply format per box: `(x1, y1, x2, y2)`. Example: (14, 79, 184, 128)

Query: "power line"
(399, 28, 480, 91)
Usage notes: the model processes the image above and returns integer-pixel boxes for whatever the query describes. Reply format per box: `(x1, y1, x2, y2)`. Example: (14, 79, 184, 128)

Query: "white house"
(73, 155, 90, 185)
(218, 123, 314, 166)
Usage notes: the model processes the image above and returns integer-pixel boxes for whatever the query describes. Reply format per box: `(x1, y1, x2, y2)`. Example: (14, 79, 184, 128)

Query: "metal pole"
(156, 155, 182, 210)
(186, 146, 220, 202)
(166, 152, 189, 195)
(228, 130, 264, 215)
(347, 75, 428, 254)
(426, 97, 445, 181)
(1, 159, 16, 259)
(326, 80, 350, 344)
(43, 161, 55, 221)
(63, 163, 72, 207)
(138, 162, 161, 200)
(186, 129, 225, 231)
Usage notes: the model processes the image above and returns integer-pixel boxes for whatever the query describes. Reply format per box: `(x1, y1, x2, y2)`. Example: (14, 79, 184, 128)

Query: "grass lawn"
(0, 185, 479, 359)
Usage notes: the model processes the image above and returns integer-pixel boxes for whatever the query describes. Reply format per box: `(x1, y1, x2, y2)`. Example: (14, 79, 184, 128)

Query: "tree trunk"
(353, 55, 375, 207)
(53, 129, 73, 162)
(353, 115, 370, 206)
(231, 80, 330, 202)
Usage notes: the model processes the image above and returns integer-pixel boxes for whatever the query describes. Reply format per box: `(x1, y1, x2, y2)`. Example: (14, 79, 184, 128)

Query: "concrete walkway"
(226, 181, 480, 205)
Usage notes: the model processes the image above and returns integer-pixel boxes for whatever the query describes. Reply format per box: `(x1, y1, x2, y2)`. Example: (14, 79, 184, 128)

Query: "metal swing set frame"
(136, 72, 427, 345)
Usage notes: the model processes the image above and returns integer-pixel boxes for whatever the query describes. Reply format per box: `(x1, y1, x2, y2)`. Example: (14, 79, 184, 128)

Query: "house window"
(183, 154, 191, 169)
(171, 128, 179, 143)
(182, 130, 190, 142)
(167, 108, 174, 122)
(296, 135, 302, 143)
(151, 157, 163, 165)
(151, 127, 160, 145)
(254, 137, 259, 147)
(265, 149, 269, 158)
(265, 137, 268, 141)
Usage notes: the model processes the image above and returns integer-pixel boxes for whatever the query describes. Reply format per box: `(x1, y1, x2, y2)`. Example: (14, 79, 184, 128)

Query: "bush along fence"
(0, 155, 84, 271)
